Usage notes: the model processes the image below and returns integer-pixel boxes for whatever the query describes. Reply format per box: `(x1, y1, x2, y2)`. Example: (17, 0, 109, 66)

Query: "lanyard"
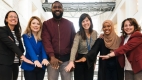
(86, 37, 91, 51)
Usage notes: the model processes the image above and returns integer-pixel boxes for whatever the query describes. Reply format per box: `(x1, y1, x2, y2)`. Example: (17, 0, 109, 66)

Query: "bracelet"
(107, 54, 111, 58)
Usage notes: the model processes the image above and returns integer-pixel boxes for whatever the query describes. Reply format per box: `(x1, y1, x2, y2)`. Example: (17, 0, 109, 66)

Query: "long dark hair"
(4, 11, 22, 40)
(121, 18, 141, 37)
(78, 13, 93, 40)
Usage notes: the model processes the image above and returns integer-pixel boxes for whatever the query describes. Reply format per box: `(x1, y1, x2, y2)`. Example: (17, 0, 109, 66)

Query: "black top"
(0, 26, 24, 65)
(85, 38, 124, 80)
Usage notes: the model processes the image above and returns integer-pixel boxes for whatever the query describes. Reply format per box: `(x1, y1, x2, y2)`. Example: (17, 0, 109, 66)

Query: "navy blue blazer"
(21, 34, 48, 71)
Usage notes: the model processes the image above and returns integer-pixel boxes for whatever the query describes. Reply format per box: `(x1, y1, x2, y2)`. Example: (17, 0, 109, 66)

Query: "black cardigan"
(85, 38, 124, 80)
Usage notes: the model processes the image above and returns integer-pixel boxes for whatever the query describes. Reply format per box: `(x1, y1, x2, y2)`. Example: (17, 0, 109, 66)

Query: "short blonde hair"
(24, 16, 42, 41)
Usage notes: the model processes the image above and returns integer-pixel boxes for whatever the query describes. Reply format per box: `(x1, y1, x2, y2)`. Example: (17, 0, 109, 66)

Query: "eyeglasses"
(8, 16, 18, 19)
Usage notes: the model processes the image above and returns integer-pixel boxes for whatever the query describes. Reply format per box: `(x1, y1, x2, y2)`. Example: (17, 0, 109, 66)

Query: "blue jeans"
(47, 61, 72, 80)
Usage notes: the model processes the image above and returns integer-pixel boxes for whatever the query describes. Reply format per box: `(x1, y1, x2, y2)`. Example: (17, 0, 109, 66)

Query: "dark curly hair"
(121, 18, 141, 37)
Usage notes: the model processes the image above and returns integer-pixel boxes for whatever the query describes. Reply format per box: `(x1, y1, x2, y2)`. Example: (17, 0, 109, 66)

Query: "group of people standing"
(0, 1, 142, 80)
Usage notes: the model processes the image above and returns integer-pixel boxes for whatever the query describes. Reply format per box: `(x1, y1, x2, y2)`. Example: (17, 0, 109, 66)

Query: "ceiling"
(42, 0, 116, 18)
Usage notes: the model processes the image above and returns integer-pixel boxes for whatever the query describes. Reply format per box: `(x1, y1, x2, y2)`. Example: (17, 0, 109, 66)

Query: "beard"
(52, 11, 63, 19)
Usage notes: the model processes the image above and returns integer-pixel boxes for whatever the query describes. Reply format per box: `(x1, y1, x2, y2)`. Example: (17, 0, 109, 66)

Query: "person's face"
(51, 2, 63, 19)
(123, 20, 135, 35)
(103, 22, 112, 35)
(6, 12, 18, 26)
(82, 17, 91, 30)
(30, 19, 41, 33)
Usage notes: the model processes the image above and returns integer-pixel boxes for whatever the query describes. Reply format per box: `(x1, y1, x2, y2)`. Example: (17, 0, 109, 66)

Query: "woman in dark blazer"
(21, 16, 49, 80)
(4, 10, 25, 80)
(0, 11, 33, 80)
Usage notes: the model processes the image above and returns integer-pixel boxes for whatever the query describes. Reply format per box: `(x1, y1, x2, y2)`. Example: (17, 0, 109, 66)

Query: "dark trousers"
(125, 70, 142, 80)
(105, 58, 118, 80)
(74, 54, 94, 80)
(105, 66, 118, 80)
(12, 63, 19, 80)
(24, 67, 45, 80)
(0, 64, 12, 80)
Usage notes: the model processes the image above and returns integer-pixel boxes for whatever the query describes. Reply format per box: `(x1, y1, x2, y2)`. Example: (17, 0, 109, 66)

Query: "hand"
(99, 52, 115, 60)
(75, 57, 86, 62)
(21, 55, 34, 65)
(99, 55, 110, 60)
(50, 56, 63, 69)
(34, 60, 42, 68)
(99, 33, 104, 39)
(64, 61, 75, 72)
(42, 59, 50, 66)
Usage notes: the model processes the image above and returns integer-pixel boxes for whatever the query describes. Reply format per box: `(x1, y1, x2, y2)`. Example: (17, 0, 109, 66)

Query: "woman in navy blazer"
(0, 11, 33, 80)
(21, 16, 49, 80)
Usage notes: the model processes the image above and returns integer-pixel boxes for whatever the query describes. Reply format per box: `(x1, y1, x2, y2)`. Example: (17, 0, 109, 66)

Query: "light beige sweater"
(70, 30, 97, 61)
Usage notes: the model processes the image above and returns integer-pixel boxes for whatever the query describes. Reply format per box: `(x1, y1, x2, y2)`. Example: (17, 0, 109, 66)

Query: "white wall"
(105, 0, 142, 36)
(97, 0, 142, 36)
